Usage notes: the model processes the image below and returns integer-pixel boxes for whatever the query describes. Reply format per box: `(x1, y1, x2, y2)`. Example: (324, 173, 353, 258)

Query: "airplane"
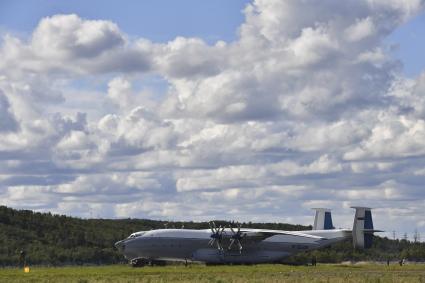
(114, 207, 381, 267)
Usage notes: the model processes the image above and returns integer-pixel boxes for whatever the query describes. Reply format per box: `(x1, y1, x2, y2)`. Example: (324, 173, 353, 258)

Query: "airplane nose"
(114, 240, 126, 251)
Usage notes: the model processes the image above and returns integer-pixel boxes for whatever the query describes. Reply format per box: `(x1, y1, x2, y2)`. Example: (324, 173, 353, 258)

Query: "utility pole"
(392, 230, 396, 240)
(403, 232, 408, 241)
(413, 229, 419, 243)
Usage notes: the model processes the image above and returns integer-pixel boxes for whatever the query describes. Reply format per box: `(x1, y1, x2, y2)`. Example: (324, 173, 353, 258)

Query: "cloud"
(345, 17, 376, 42)
(0, 91, 18, 132)
(1, 0, 425, 236)
(159, 0, 423, 122)
(31, 14, 124, 59)
(107, 77, 133, 109)
(155, 37, 227, 79)
(344, 114, 425, 160)
(0, 15, 152, 75)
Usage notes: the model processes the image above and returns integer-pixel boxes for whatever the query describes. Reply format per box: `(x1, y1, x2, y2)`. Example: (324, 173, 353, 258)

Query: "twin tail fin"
(351, 207, 382, 249)
(312, 208, 334, 230)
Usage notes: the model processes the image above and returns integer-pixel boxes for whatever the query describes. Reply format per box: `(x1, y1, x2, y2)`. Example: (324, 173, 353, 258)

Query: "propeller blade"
(209, 222, 215, 233)
(237, 240, 243, 252)
(228, 239, 235, 250)
(216, 241, 222, 251)
(209, 221, 226, 252)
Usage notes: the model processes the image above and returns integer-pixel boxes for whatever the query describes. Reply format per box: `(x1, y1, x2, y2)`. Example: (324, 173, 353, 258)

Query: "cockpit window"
(127, 231, 146, 239)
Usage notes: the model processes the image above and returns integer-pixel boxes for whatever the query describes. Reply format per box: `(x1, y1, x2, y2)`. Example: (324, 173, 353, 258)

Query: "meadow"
(1, 263, 425, 283)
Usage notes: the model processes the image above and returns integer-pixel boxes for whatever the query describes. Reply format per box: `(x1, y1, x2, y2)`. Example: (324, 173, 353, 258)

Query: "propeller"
(208, 222, 225, 251)
(228, 223, 244, 253)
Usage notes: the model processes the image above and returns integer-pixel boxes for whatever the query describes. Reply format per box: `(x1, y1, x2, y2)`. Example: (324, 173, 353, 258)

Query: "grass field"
(1, 263, 425, 283)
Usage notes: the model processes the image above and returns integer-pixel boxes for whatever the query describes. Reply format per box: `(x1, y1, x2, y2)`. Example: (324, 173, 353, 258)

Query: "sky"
(1, 0, 425, 240)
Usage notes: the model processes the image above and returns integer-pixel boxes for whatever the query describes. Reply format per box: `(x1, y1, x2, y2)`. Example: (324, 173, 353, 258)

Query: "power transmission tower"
(403, 232, 408, 241)
(413, 229, 419, 243)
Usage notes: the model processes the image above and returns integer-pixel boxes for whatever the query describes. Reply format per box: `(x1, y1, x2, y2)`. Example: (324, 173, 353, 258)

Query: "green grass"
(1, 263, 425, 283)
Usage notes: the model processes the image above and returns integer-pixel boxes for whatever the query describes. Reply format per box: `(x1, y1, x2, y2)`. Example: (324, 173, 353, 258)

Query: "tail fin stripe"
(364, 210, 373, 230)
(324, 212, 334, 229)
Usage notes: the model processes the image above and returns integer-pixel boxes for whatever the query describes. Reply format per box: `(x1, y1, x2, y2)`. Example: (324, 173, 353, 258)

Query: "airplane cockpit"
(127, 231, 146, 239)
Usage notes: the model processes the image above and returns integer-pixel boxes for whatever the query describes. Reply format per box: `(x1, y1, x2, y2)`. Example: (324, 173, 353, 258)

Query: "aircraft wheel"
(130, 258, 148, 267)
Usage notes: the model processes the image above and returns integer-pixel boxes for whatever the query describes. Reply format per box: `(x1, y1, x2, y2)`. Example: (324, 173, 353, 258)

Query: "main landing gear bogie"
(130, 258, 167, 267)
(130, 258, 149, 267)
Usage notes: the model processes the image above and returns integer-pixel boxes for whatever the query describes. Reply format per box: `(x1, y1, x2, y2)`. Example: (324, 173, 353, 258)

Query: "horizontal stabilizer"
(362, 229, 383, 233)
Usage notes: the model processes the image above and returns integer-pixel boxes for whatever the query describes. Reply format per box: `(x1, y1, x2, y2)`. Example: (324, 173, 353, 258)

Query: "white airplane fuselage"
(115, 228, 351, 264)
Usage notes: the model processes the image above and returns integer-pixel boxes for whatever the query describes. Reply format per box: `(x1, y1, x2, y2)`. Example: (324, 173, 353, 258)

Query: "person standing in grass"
(19, 250, 26, 268)
(311, 256, 317, 266)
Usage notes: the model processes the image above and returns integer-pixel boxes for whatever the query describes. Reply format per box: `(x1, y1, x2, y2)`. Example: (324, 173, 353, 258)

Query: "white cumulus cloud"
(0, 1, 425, 236)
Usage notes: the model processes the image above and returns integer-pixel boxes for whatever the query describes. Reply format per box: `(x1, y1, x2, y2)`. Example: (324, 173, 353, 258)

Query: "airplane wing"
(237, 228, 325, 242)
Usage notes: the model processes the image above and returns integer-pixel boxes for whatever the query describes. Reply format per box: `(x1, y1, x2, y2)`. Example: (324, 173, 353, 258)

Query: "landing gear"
(130, 258, 149, 267)
(130, 258, 167, 267)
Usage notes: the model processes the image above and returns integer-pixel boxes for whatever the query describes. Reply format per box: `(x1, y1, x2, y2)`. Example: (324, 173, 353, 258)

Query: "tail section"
(351, 207, 381, 249)
(312, 208, 334, 230)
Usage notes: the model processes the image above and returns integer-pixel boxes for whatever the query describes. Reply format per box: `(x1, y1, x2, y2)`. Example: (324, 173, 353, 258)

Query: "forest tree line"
(0, 206, 424, 266)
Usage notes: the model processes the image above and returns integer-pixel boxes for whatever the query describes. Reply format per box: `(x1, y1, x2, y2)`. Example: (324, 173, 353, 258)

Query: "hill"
(0, 206, 424, 266)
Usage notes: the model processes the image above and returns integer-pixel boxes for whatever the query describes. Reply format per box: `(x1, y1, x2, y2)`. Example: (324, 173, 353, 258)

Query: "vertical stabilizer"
(312, 208, 334, 230)
(351, 207, 378, 249)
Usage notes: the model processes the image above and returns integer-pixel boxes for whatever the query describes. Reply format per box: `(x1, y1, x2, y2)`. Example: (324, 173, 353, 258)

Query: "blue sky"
(388, 10, 425, 77)
(1, 0, 425, 239)
(0, 0, 248, 42)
